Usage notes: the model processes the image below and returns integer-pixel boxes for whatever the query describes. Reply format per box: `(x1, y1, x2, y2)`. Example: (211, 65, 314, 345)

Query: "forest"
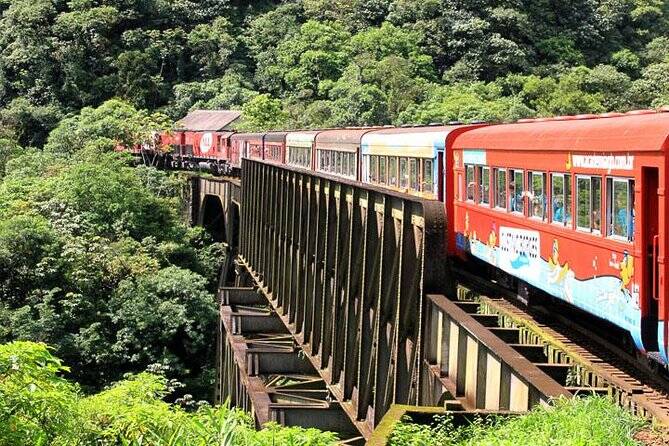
(0, 0, 668, 444)
(0, 0, 668, 144)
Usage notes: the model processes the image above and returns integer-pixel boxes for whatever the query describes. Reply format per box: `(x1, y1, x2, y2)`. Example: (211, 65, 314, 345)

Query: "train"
(131, 110, 669, 368)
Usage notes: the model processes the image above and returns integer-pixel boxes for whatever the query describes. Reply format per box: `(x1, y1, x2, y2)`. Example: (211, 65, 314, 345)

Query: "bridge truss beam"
(238, 159, 447, 437)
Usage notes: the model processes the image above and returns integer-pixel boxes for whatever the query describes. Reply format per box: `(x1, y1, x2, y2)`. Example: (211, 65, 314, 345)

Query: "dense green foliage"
(0, 0, 666, 441)
(0, 341, 339, 445)
(0, 100, 223, 397)
(388, 396, 646, 446)
(1, 0, 668, 136)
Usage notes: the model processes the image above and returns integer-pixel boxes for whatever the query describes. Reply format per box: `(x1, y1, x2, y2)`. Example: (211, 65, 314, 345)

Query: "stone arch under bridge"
(191, 176, 242, 255)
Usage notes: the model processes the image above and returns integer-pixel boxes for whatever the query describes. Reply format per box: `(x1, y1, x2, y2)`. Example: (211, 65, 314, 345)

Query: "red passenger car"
(264, 132, 287, 164)
(451, 111, 669, 363)
(229, 133, 266, 170)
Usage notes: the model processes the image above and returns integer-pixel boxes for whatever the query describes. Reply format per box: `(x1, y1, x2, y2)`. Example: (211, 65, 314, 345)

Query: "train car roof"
(315, 128, 379, 152)
(454, 111, 669, 152)
(265, 131, 288, 143)
(361, 124, 483, 157)
(176, 110, 241, 131)
(230, 132, 265, 141)
(286, 130, 320, 147)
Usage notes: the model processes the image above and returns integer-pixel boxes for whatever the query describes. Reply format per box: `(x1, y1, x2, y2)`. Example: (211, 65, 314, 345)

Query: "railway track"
(453, 267, 669, 425)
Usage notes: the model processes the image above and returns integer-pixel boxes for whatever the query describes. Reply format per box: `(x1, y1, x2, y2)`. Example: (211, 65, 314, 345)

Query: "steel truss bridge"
(192, 159, 666, 445)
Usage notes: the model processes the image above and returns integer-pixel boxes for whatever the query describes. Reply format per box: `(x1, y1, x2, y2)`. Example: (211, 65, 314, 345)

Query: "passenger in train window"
(616, 204, 627, 237)
(610, 179, 633, 240)
(553, 199, 564, 222)
(466, 165, 475, 201)
(529, 172, 546, 219)
(509, 181, 517, 210)
(592, 210, 601, 232)
(509, 170, 524, 212)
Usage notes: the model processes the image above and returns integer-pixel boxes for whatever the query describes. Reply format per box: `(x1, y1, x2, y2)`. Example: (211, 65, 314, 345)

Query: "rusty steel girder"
(238, 159, 448, 436)
(217, 286, 363, 442)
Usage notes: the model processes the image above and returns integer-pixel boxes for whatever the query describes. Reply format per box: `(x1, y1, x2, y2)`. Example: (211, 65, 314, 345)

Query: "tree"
(0, 342, 80, 445)
(171, 68, 257, 120)
(187, 17, 238, 79)
(244, 2, 304, 95)
(0, 138, 19, 178)
(275, 20, 351, 98)
(0, 341, 340, 445)
(0, 99, 63, 148)
(44, 99, 171, 155)
(240, 94, 287, 131)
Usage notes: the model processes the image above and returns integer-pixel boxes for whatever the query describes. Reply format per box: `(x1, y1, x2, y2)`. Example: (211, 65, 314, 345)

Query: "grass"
(388, 396, 648, 446)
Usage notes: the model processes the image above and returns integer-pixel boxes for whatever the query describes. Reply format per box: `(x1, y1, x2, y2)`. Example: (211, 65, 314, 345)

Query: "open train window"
(400, 158, 408, 189)
(551, 173, 572, 226)
(494, 168, 506, 209)
(389, 156, 398, 187)
(478, 166, 490, 205)
(509, 169, 524, 213)
(465, 165, 475, 201)
(607, 178, 634, 241)
(409, 158, 419, 191)
(530, 172, 546, 220)
(370, 156, 378, 183)
(423, 159, 434, 193)
(379, 156, 387, 184)
(576, 176, 601, 233)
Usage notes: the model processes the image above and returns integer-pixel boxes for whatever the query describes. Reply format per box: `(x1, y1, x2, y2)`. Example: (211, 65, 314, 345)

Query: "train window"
(592, 177, 601, 233)
(379, 156, 387, 184)
(466, 165, 475, 201)
(551, 173, 572, 226)
(389, 156, 398, 187)
(576, 177, 591, 231)
(607, 178, 634, 241)
(423, 159, 434, 193)
(350, 153, 356, 177)
(509, 169, 524, 213)
(479, 166, 490, 205)
(400, 158, 408, 188)
(370, 156, 378, 183)
(576, 176, 601, 233)
(530, 172, 546, 219)
(495, 168, 506, 209)
(410, 158, 419, 191)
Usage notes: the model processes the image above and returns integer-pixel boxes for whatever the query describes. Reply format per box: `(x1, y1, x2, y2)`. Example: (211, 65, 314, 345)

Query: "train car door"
(641, 166, 660, 353)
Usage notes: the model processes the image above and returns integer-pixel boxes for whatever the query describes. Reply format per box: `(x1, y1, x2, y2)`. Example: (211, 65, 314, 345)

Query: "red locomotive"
(130, 109, 669, 366)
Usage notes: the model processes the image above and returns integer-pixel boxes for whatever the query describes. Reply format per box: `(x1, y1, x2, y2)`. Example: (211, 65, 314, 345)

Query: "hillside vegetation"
(0, 0, 668, 141)
(0, 1, 666, 443)
(0, 341, 339, 445)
